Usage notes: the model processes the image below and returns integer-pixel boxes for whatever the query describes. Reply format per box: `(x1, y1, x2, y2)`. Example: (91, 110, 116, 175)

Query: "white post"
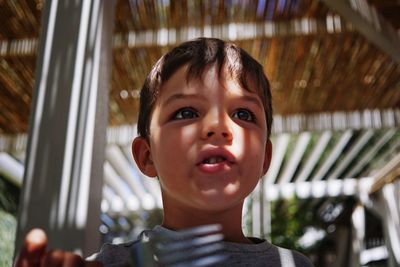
(252, 182, 262, 237)
(14, 0, 115, 257)
(350, 204, 365, 267)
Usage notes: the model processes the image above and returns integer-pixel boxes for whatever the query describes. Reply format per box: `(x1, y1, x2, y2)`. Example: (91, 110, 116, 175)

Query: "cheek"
(151, 125, 198, 166)
(160, 125, 198, 156)
(234, 126, 265, 149)
(162, 124, 199, 140)
(236, 130, 266, 171)
(181, 125, 200, 143)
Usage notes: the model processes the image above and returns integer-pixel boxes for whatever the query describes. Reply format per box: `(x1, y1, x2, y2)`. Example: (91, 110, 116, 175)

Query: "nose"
(201, 111, 233, 142)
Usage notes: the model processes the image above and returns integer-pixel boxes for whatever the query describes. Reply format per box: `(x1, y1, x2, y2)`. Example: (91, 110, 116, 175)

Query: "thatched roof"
(0, 0, 399, 134)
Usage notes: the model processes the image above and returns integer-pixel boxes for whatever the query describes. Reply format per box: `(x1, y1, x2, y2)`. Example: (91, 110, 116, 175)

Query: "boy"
(15, 38, 313, 267)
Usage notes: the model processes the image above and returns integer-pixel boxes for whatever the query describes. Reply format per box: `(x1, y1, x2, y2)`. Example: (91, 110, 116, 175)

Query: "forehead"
(158, 64, 261, 101)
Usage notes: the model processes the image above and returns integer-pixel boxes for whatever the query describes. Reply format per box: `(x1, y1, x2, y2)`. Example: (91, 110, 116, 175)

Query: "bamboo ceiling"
(0, 0, 399, 134)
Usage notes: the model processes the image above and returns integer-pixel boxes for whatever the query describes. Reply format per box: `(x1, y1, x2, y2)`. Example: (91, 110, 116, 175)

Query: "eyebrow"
(239, 94, 263, 108)
(163, 92, 263, 108)
(163, 93, 207, 107)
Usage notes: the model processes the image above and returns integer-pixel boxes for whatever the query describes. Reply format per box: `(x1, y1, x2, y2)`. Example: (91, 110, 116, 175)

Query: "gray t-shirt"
(90, 226, 314, 267)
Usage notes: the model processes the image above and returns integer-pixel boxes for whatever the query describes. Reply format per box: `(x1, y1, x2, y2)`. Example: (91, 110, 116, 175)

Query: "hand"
(14, 228, 102, 267)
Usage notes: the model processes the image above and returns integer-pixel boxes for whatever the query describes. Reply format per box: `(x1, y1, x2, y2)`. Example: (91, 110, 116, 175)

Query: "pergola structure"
(0, 1, 399, 266)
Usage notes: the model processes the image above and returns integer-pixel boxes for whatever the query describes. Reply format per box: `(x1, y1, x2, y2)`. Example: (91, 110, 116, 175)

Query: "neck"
(161, 201, 251, 244)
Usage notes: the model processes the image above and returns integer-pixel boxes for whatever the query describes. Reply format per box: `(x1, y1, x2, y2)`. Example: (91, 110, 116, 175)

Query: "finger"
(42, 250, 65, 267)
(14, 228, 48, 267)
(62, 253, 84, 267)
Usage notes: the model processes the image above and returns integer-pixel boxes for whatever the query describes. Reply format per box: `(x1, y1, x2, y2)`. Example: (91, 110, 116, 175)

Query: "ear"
(262, 139, 272, 176)
(132, 137, 158, 177)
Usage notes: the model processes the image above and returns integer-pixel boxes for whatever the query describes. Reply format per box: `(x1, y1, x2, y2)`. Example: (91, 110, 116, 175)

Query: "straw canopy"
(0, 0, 399, 134)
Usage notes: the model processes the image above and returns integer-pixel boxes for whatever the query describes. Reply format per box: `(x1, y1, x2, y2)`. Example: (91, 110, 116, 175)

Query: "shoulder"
(222, 238, 314, 267)
(275, 246, 314, 267)
(87, 229, 155, 267)
(254, 238, 314, 267)
(88, 240, 139, 267)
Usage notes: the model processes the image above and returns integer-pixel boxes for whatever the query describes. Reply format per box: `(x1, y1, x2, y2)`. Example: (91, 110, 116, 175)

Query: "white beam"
(327, 130, 374, 180)
(102, 186, 124, 214)
(272, 109, 399, 134)
(369, 152, 400, 194)
(106, 145, 156, 210)
(265, 134, 290, 184)
(100, 198, 110, 214)
(311, 130, 353, 181)
(371, 138, 400, 176)
(296, 131, 332, 182)
(102, 186, 117, 208)
(344, 129, 396, 178)
(103, 161, 140, 211)
(265, 177, 374, 201)
(122, 144, 163, 209)
(106, 17, 347, 49)
(360, 246, 388, 265)
(1, 109, 398, 152)
(251, 182, 262, 236)
(0, 152, 24, 186)
(278, 132, 311, 184)
(106, 145, 146, 197)
(322, 0, 400, 63)
(107, 124, 137, 146)
(1, 17, 342, 57)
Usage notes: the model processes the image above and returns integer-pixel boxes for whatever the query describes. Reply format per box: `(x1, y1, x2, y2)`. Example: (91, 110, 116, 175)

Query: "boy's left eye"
(172, 107, 199, 120)
(232, 109, 256, 122)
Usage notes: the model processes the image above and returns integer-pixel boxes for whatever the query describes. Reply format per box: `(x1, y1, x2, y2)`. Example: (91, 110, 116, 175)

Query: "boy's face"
(133, 64, 272, 212)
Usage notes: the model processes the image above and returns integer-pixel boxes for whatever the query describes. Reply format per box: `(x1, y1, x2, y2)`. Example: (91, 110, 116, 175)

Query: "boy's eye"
(173, 107, 199, 120)
(233, 109, 256, 122)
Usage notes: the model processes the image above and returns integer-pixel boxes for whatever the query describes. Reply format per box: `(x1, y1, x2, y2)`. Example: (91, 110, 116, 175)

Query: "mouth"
(201, 156, 228, 165)
(197, 153, 233, 174)
(196, 148, 236, 167)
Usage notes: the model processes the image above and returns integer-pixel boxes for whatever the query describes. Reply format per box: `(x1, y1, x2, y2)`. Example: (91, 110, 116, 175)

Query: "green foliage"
(242, 199, 253, 237)
(0, 210, 17, 267)
(0, 176, 19, 215)
(0, 176, 19, 266)
(270, 198, 313, 252)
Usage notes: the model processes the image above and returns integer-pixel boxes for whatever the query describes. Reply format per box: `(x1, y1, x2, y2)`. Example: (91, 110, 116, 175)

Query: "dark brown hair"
(137, 37, 273, 141)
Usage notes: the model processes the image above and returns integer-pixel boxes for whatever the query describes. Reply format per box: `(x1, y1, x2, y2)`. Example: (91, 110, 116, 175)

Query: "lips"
(196, 148, 235, 173)
(202, 156, 226, 164)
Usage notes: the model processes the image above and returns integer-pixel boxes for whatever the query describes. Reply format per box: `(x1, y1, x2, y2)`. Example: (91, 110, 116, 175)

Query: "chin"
(198, 184, 239, 198)
(196, 190, 244, 209)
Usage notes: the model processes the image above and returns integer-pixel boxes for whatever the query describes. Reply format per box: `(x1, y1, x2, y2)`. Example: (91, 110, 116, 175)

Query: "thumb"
(14, 228, 48, 267)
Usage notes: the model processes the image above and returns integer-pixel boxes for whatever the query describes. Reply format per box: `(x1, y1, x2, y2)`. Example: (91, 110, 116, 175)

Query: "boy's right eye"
(172, 107, 199, 120)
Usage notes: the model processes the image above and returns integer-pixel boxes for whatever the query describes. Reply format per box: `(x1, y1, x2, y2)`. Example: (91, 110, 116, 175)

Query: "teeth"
(204, 156, 226, 164)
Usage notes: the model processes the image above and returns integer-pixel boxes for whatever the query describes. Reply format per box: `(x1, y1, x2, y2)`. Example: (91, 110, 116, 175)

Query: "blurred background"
(0, 0, 399, 266)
